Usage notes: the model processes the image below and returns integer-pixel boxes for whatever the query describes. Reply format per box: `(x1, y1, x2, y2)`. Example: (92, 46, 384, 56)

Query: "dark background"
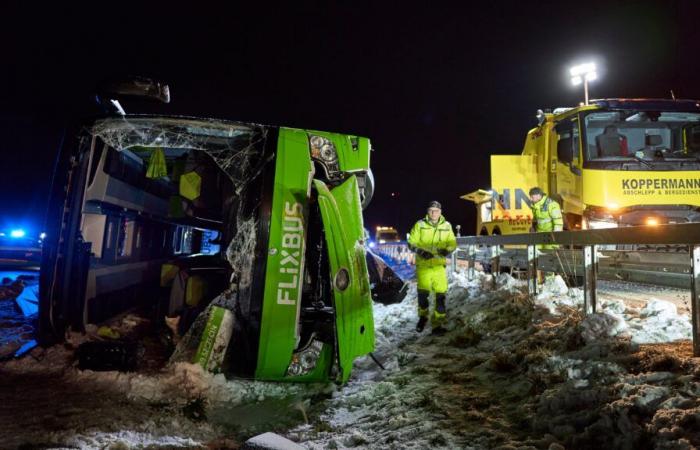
(2, 1, 699, 237)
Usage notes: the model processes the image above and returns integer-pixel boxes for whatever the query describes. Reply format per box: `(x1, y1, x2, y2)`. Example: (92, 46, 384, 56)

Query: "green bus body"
(40, 116, 375, 384)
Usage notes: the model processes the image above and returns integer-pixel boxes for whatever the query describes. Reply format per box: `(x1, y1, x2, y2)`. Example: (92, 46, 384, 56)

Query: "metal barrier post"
(467, 245, 476, 281)
(527, 245, 537, 296)
(491, 253, 501, 274)
(451, 250, 457, 273)
(691, 245, 700, 357)
(491, 246, 500, 289)
(583, 245, 598, 315)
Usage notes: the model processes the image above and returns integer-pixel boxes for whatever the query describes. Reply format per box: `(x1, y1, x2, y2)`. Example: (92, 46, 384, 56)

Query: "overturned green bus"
(40, 108, 378, 383)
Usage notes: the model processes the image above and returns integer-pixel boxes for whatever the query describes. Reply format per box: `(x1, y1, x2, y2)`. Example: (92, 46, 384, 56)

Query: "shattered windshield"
(90, 116, 271, 287)
(91, 117, 269, 189)
(583, 111, 700, 161)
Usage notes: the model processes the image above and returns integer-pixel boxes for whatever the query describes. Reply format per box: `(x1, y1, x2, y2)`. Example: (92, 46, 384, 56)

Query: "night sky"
(3, 1, 700, 236)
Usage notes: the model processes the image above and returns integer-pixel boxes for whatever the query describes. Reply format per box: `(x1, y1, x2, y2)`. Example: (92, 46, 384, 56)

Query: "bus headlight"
(309, 135, 338, 163)
(309, 134, 341, 179)
(286, 338, 324, 377)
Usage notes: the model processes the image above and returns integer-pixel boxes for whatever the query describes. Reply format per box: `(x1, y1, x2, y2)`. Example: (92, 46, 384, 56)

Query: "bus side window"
(82, 214, 107, 259)
(117, 217, 135, 259)
(173, 226, 183, 254)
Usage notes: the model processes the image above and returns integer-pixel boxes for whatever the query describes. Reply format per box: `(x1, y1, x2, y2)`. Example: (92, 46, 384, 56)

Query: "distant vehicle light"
(39, 232, 47, 240)
(10, 229, 26, 238)
(379, 239, 386, 244)
(645, 218, 660, 226)
(368, 242, 376, 248)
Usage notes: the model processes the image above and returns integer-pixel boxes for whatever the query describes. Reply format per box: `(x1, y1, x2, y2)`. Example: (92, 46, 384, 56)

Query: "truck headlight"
(645, 217, 660, 226)
(584, 218, 618, 229)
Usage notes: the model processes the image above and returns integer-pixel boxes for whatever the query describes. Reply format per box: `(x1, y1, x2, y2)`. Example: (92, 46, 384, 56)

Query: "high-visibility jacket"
(408, 215, 457, 268)
(531, 196, 563, 232)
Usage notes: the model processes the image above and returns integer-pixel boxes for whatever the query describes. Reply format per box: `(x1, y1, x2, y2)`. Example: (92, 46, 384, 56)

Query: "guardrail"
(374, 242, 414, 265)
(454, 223, 700, 356)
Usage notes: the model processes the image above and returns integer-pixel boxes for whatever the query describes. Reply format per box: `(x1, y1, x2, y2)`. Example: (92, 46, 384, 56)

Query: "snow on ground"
(1, 268, 699, 449)
(1, 339, 333, 449)
(287, 271, 700, 449)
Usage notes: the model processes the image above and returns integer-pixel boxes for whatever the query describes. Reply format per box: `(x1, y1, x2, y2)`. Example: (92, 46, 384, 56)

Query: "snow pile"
(61, 431, 201, 449)
(526, 275, 691, 346)
(290, 269, 699, 449)
(627, 299, 693, 344)
(579, 312, 629, 343)
(533, 275, 582, 314)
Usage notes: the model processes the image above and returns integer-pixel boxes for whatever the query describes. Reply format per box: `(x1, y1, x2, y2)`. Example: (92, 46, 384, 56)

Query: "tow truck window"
(689, 125, 700, 152)
(583, 111, 700, 160)
(555, 118, 579, 163)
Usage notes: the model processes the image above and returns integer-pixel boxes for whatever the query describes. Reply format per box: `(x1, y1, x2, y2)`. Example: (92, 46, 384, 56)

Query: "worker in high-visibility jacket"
(408, 201, 457, 334)
(529, 187, 564, 249)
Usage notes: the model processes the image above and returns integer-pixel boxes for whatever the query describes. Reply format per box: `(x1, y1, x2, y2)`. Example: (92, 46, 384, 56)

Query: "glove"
(416, 249, 433, 259)
(437, 248, 451, 257)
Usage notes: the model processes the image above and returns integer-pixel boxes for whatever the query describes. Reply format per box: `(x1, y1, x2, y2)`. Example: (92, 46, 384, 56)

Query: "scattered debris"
(244, 432, 305, 450)
(76, 341, 140, 372)
(1, 268, 698, 448)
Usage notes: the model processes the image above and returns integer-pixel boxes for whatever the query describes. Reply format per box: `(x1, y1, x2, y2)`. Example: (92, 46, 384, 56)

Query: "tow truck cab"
(40, 112, 376, 383)
(465, 99, 700, 235)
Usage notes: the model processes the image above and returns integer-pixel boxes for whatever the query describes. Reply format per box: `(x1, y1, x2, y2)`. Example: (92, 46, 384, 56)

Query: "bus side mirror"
(99, 77, 170, 104)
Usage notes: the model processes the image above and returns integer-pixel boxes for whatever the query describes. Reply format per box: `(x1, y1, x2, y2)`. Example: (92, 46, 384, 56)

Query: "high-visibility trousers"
(416, 265, 448, 294)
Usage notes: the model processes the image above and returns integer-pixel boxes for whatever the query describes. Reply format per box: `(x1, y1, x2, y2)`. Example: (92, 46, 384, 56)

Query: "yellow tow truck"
(463, 98, 700, 235)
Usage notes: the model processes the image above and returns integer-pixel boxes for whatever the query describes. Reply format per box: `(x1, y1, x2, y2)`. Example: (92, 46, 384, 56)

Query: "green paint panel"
(315, 176, 375, 383)
(254, 127, 373, 383)
(255, 127, 314, 380)
(194, 305, 226, 370)
(307, 130, 371, 173)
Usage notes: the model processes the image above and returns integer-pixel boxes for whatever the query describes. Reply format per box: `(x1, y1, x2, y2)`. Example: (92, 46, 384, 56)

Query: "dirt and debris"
(1, 269, 699, 448)
(289, 272, 700, 449)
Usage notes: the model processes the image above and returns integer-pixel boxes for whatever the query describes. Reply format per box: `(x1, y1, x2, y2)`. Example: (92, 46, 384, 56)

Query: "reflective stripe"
(537, 218, 552, 223)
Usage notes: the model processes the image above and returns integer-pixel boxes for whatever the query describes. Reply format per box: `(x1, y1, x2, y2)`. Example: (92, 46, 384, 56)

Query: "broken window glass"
(90, 117, 269, 270)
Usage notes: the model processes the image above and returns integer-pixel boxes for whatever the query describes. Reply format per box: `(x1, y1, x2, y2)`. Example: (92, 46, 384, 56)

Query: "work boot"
(416, 316, 428, 332)
(431, 326, 447, 336)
